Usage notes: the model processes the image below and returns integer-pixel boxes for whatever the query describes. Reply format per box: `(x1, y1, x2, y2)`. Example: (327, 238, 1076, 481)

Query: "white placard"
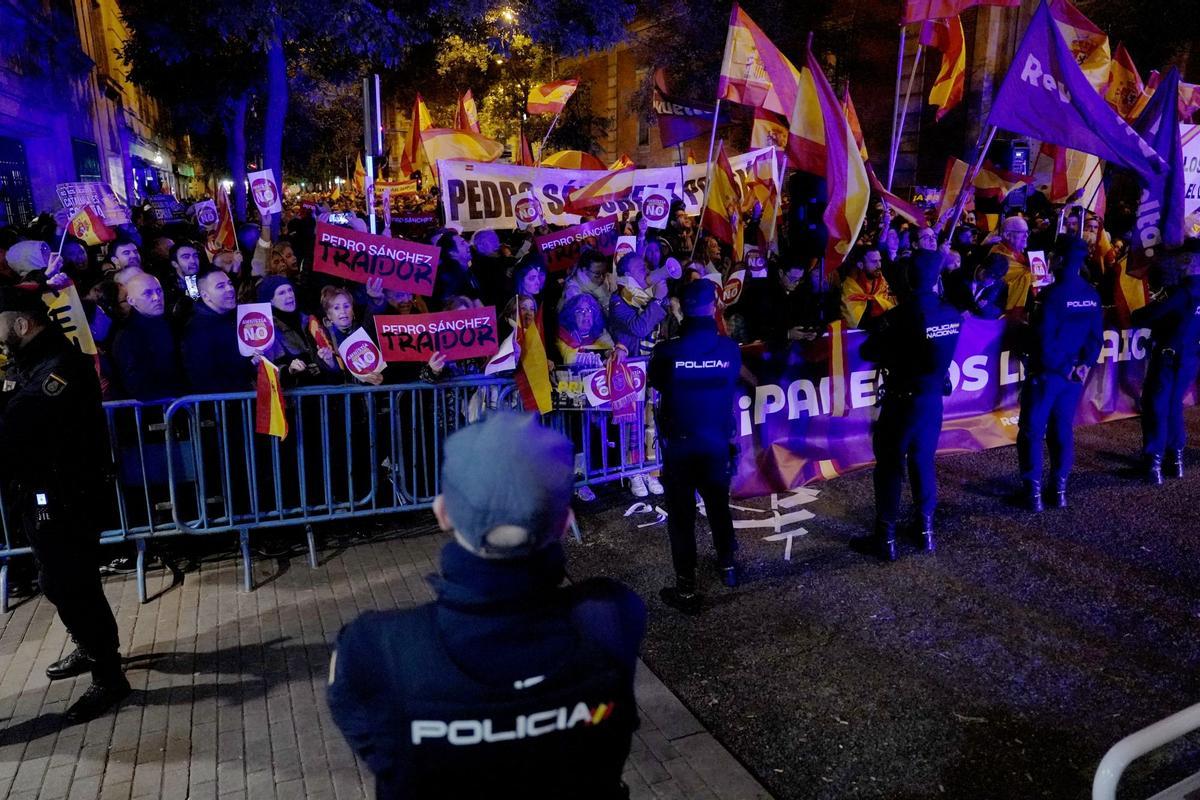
(248, 169, 284, 215)
(337, 327, 385, 377)
(236, 303, 275, 357)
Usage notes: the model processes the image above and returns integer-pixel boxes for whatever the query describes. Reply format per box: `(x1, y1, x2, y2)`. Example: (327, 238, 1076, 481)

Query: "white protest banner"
(513, 191, 545, 230)
(640, 188, 672, 229)
(236, 303, 275, 357)
(1028, 250, 1051, 287)
(337, 328, 385, 378)
(613, 236, 637, 269)
(248, 169, 284, 215)
(438, 146, 779, 232)
(55, 182, 129, 226)
(1183, 124, 1200, 233)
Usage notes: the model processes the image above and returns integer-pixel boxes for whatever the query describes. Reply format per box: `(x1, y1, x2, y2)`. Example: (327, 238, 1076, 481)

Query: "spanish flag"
(717, 4, 802, 118)
(455, 90, 481, 134)
(255, 359, 288, 439)
(206, 185, 238, 259)
(353, 154, 366, 194)
(541, 149, 605, 170)
(786, 61, 826, 175)
(866, 162, 924, 225)
(934, 157, 972, 229)
(609, 153, 635, 171)
(420, 129, 504, 172)
(1105, 43, 1143, 120)
(921, 16, 965, 121)
(701, 143, 744, 259)
(901, 0, 1018, 25)
(565, 166, 635, 216)
(842, 88, 868, 160)
(400, 94, 432, 176)
(973, 160, 1032, 202)
(516, 130, 536, 167)
(68, 206, 115, 246)
(515, 303, 553, 414)
(750, 108, 790, 153)
(1049, 0, 1110, 94)
(527, 79, 578, 115)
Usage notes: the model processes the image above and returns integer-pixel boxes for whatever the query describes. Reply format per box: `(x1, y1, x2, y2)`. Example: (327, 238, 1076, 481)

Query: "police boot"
(659, 574, 702, 615)
(46, 648, 94, 681)
(1051, 476, 1068, 509)
(1145, 455, 1164, 485)
(1168, 449, 1185, 479)
(1022, 480, 1044, 513)
(851, 521, 897, 562)
(64, 675, 131, 724)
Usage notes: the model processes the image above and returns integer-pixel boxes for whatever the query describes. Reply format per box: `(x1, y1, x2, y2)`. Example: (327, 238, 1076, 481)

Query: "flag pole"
(886, 26, 908, 191)
(536, 111, 564, 167)
(946, 124, 997, 243)
(887, 43, 924, 192)
(689, 99, 724, 262)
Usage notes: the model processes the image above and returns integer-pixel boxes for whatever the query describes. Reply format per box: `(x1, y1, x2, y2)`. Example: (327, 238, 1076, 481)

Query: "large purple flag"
(987, 0, 1163, 185)
(653, 68, 728, 148)
(1129, 68, 1186, 274)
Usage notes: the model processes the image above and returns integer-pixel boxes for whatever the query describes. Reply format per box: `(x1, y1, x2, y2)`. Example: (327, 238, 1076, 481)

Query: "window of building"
(0, 137, 35, 229)
(73, 139, 103, 182)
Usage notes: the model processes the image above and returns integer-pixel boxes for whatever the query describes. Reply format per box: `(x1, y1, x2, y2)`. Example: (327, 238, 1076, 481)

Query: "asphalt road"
(566, 411, 1200, 800)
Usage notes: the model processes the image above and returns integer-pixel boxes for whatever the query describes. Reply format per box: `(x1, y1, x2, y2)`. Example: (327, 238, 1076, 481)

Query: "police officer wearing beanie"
(1132, 239, 1200, 483)
(0, 287, 129, 722)
(648, 280, 742, 614)
(1017, 237, 1103, 510)
(327, 414, 646, 800)
(855, 251, 962, 561)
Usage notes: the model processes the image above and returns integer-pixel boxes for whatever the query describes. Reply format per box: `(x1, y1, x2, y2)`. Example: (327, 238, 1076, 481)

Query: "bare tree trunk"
(263, 19, 288, 237)
(223, 92, 249, 222)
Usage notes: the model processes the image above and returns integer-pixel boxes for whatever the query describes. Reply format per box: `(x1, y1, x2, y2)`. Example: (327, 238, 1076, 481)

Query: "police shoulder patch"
(42, 373, 67, 397)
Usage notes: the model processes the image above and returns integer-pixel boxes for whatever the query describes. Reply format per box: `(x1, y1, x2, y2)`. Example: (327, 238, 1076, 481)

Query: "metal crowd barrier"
(1093, 701, 1200, 799)
(0, 379, 661, 610)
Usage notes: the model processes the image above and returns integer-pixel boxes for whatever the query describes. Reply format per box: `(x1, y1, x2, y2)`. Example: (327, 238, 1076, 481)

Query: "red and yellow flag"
(827, 320, 851, 417)
(608, 153, 635, 171)
(973, 160, 1032, 202)
(527, 79, 578, 115)
(455, 90, 481, 134)
(921, 16, 966, 121)
(565, 166, 636, 216)
(786, 58, 826, 174)
(934, 157, 972, 230)
(842, 88, 868, 161)
(702, 143, 744, 259)
(68, 206, 115, 246)
(206, 185, 237, 259)
(515, 304, 552, 414)
(352, 154, 366, 194)
(901, 0, 1018, 25)
(541, 149, 605, 170)
(1105, 43, 1144, 120)
(1049, 0, 1111, 94)
(255, 360, 288, 439)
(751, 108, 790, 152)
(420, 129, 504, 172)
(717, 4, 803, 118)
(866, 163, 924, 225)
(400, 94, 432, 176)
(516, 130, 536, 167)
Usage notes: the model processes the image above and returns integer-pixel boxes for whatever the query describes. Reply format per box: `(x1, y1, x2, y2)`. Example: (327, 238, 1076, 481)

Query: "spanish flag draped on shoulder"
(255, 359, 288, 439)
(527, 79, 578, 115)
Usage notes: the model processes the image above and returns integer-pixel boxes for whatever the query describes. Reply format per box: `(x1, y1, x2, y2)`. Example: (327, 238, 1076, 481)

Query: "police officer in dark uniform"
(856, 251, 962, 561)
(1131, 239, 1200, 483)
(0, 287, 129, 722)
(648, 280, 742, 614)
(328, 414, 645, 800)
(1017, 237, 1104, 510)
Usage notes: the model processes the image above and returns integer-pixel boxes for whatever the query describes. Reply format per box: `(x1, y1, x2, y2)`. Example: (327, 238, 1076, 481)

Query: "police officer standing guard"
(1017, 238, 1103, 511)
(856, 251, 962, 561)
(1131, 240, 1200, 483)
(0, 287, 129, 722)
(649, 281, 742, 614)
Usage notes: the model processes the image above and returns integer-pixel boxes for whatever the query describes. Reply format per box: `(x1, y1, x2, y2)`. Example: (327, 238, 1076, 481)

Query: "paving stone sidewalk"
(0, 528, 771, 800)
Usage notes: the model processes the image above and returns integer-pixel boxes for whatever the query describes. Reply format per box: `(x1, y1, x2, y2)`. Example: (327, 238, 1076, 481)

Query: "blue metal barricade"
(0, 377, 651, 609)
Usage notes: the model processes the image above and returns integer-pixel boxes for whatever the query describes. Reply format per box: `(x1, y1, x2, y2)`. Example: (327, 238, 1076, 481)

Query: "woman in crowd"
(557, 294, 613, 369)
(317, 285, 384, 386)
(258, 275, 338, 386)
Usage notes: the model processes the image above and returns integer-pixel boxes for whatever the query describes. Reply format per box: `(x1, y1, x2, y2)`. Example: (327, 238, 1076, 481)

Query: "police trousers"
(873, 392, 943, 524)
(1141, 351, 1200, 456)
(661, 442, 736, 579)
(1017, 372, 1084, 482)
(28, 517, 122, 684)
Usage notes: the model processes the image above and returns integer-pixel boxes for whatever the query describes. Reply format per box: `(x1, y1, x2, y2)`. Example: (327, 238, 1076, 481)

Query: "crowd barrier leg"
(305, 524, 318, 569)
(239, 529, 252, 592)
(569, 518, 582, 543)
(0, 560, 7, 614)
(135, 540, 148, 605)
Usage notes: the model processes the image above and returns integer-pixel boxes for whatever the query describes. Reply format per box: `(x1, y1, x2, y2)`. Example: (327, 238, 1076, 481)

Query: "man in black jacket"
(0, 287, 129, 723)
(328, 414, 645, 800)
(113, 272, 184, 400)
(181, 269, 256, 393)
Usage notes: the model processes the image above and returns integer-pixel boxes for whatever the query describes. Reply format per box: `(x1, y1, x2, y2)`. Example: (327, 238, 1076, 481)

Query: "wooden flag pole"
(886, 26, 908, 191)
(887, 43, 924, 192)
(946, 124, 997, 243)
(689, 99, 724, 262)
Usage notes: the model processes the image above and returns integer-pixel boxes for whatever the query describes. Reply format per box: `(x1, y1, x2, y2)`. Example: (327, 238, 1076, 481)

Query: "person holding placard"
(257, 276, 338, 386)
(182, 270, 257, 393)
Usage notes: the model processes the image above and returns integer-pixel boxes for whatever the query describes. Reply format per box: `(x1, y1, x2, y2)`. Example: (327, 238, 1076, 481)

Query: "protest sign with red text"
(534, 216, 619, 273)
(337, 327, 385, 377)
(313, 221, 439, 295)
(374, 307, 500, 362)
(236, 303, 276, 357)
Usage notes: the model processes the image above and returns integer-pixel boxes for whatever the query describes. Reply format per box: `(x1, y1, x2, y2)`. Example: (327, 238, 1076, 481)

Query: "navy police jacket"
(1028, 270, 1104, 378)
(327, 542, 646, 800)
(648, 317, 741, 449)
(861, 291, 963, 397)
(1132, 275, 1200, 361)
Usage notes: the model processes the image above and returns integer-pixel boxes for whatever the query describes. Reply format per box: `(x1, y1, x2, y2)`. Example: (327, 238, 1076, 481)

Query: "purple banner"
(731, 317, 1158, 498)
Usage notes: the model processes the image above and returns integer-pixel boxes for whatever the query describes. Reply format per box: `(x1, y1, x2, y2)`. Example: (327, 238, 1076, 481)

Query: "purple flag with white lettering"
(1128, 68, 1185, 274)
(987, 0, 1163, 185)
